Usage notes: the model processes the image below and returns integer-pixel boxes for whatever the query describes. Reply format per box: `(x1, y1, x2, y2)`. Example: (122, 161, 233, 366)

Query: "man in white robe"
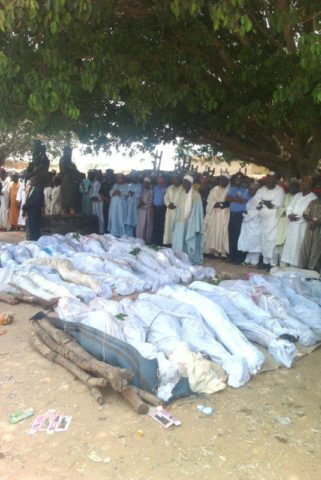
(276, 179, 299, 263)
(204, 174, 230, 257)
(163, 174, 183, 245)
(172, 175, 204, 265)
(238, 182, 261, 266)
(254, 172, 285, 268)
(0, 169, 10, 230)
(50, 176, 62, 215)
(90, 171, 104, 234)
(124, 173, 142, 237)
(16, 179, 29, 227)
(108, 174, 128, 236)
(281, 176, 317, 267)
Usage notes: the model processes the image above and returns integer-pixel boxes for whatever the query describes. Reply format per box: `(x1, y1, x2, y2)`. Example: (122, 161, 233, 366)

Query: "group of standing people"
(1, 144, 321, 273)
(203, 171, 321, 272)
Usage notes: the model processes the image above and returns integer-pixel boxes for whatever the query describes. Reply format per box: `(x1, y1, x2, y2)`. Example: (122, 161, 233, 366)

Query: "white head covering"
(221, 173, 230, 179)
(183, 174, 194, 184)
(144, 177, 151, 183)
(267, 171, 276, 176)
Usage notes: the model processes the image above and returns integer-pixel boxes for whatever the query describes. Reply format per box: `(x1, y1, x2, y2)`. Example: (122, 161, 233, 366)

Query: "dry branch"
(31, 319, 132, 392)
(30, 332, 107, 404)
(31, 319, 153, 414)
(0, 292, 19, 305)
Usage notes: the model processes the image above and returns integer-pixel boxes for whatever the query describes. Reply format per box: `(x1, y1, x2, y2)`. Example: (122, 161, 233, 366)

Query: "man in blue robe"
(107, 174, 128, 236)
(124, 173, 142, 237)
(172, 175, 204, 265)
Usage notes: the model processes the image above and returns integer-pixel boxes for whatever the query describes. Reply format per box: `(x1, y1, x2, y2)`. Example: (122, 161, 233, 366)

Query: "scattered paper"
(148, 406, 181, 428)
(28, 410, 72, 434)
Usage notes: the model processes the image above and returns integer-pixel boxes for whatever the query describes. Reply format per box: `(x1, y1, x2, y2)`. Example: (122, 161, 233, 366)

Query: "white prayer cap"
(221, 173, 230, 179)
(267, 171, 277, 176)
(183, 174, 194, 184)
(144, 176, 151, 182)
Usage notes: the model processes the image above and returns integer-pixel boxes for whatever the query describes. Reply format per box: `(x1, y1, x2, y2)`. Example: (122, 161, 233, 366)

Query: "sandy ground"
(0, 231, 320, 480)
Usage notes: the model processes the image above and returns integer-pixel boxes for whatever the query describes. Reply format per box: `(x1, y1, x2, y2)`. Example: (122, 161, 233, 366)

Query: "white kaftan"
(204, 185, 230, 256)
(238, 196, 261, 255)
(44, 186, 53, 215)
(50, 186, 62, 215)
(253, 185, 285, 264)
(281, 191, 317, 267)
(90, 180, 104, 234)
(0, 177, 10, 229)
(163, 184, 184, 244)
(16, 181, 29, 226)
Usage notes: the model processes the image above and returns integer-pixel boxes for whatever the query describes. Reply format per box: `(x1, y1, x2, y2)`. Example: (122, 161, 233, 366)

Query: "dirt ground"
(0, 231, 320, 480)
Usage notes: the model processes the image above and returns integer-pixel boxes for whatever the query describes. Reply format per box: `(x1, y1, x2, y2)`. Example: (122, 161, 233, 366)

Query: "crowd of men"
(0, 142, 321, 273)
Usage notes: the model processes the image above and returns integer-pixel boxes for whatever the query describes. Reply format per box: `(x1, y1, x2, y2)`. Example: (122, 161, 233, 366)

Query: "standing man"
(254, 172, 285, 269)
(8, 174, 20, 231)
(22, 178, 44, 241)
(16, 176, 29, 230)
(172, 175, 204, 265)
(152, 175, 167, 245)
(59, 146, 81, 216)
(204, 174, 230, 258)
(125, 172, 142, 236)
(226, 173, 249, 264)
(238, 182, 261, 266)
(276, 179, 300, 263)
(199, 175, 212, 213)
(90, 170, 104, 234)
(0, 169, 10, 230)
(108, 173, 128, 236)
(163, 174, 183, 245)
(136, 177, 153, 243)
(23, 141, 49, 238)
(80, 170, 95, 215)
(281, 177, 317, 267)
(299, 194, 321, 271)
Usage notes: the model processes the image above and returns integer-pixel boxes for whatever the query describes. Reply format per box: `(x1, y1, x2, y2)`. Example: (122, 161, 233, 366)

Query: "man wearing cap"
(281, 176, 317, 267)
(136, 177, 154, 243)
(275, 178, 300, 262)
(163, 174, 183, 245)
(226, 173, 250, 264)
(253, 172, 285, 269)
(204, 174, 230, 258)
(238, 182, 261, 266)
(90, 170, 105, 234)
(172, 175, 204, 264)
(108, 173, 128, 236)
(124, 172, 142, 237)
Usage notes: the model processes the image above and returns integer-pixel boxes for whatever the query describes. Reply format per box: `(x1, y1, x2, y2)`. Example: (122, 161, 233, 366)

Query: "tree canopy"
(1, 0, 321, 175)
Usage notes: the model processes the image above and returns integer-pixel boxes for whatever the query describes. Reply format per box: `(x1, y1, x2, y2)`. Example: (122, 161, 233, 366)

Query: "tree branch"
(277, 0, 297, 53)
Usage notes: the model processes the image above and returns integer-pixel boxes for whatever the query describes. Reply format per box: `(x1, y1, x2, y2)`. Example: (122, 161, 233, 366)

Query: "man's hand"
(263, 200, 273, 209)
(168, 203, 176, 209)
(112, 190, 120, 196)
(91, 196, 99, 202)
(138, 200, 145, 208)
(128, 191, 134, 197)
(214, 202, 221, 208)
(288, 214, 299, 222)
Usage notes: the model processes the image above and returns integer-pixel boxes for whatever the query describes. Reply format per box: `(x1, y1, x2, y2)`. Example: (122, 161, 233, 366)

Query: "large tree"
(0, 0, 321, 175)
